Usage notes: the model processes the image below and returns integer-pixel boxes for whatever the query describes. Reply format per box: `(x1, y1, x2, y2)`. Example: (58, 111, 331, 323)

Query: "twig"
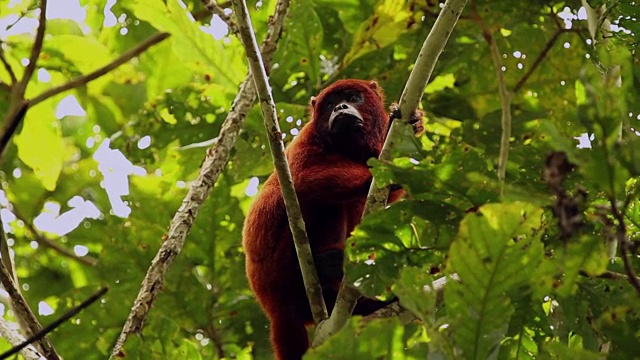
(0, 46, 17, 85)
(484, 30, 512, 189)
(0, 259, 60, 359)
(512, 29, 564, 93)
(578, 269, 637, 281)
(14, 0, 47, 98)
(231, 0, 328, 324)
(10, 207, 98, 266)
(316, 0, 468, 346)
(472, 3, 512, 190)
(29, 32, 170, 107)
(610, 199, 640, 296)
(361, 273, 459, 323)
(109, 0, 291, 356)
(0, 316, 43, 360)
(0, 287, 108, 360)
(0, 100, 28, 158)
(0, 32, 169, 159)
(202, 0, 239, 35)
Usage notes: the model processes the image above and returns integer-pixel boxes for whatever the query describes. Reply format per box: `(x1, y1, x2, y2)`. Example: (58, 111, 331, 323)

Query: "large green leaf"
(445, 202, 544, 360)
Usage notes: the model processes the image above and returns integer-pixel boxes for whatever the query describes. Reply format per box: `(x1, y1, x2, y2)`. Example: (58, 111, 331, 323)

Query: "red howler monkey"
(243, 79, 423, 360)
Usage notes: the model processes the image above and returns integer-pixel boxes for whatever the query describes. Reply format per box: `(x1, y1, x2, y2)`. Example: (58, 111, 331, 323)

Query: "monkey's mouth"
(329, 112, 363, 134)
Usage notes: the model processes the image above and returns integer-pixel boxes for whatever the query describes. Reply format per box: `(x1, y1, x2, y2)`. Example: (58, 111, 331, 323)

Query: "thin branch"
(0, 32, 169, 159)
(0, 100, 28, 158)
(610, 199, 640, 296)
(578, 269, 638, 281)
(317, 0, 468, 346)
(29, 32, 170, 107)
(231, 0, 327, 324)
(484, 30, 512, 188)
(15, 0, 47, 98)
(472, 3, 512, 190)
(109, 0, 291, 356)
(0, 316, 43, 360)
(11, 207, 98, 266)
(0, 46, 17, 85)
(0, 287, 108, 360)
(362, 273, 459, 323)
(512, 29, 563, 93)
(0, 260, 60, 359)
(202, 0, 239, 35)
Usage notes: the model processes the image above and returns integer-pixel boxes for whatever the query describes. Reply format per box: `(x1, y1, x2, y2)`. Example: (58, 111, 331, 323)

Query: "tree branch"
(0, 31, 169, 158)
(0, 287, 107, 360)
(609, 199, 640, 296)
(0, 260, 60, 359)
(231, 0, 328, 324)
(29, 32, 170, 107)
(202, 0, 239, 35)
(317, 0, 468, 345)
(0, 316, 43, 360)
(484, 30, 512, 189)
(472, 3, 512, 190)
(512, 28, 563, 93)
(0, 46, 17, 85)
(14, 0, 47, 98)
(109, 0, 291, 356)
(11, 207, 98, 266)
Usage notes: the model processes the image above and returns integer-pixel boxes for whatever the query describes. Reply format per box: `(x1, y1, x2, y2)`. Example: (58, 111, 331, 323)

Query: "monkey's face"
(309, 80, 388, 158)
(323, 91, 365, 134)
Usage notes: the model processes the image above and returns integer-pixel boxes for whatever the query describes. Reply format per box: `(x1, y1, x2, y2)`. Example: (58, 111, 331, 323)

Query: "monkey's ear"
(310, 96, 317, 107)
(368, 81, 379, 90)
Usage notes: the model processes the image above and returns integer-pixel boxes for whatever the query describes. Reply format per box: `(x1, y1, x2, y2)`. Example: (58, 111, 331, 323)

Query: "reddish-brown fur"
(243, 79, 415, 360)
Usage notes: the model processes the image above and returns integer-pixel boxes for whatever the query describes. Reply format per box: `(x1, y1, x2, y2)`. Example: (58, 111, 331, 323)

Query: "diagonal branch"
(0, 287, 108, 359)
(0, 46, 17, 85)
(512, 28, 564, 93)
(231, 0, 328, 324)
(0, 32, 170, 158)
(109, 0, 291, 357)
(29, 32, 170, 107)
(11, 206, 98, 266)
(0, 259, 60, 359)
(15, 0, 48, 98)
(202, 0, 239, 35)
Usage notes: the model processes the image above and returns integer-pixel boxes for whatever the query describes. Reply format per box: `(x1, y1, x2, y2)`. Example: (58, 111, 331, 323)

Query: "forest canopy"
(0, 0, 639, 359)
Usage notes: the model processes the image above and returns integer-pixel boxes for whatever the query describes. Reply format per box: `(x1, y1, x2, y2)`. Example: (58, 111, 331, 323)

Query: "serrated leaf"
(445, 202, 544, 360)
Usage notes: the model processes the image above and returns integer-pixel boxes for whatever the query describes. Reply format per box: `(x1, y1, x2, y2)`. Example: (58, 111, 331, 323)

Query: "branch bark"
(230, 0, 328, 323)
(109, 0, 291, 356)
(0, 287, 107, 359)
(12, 207, 98, 266)
(14, 0, 47, 99)
(483, 29, 512, 189)
(0, 32, 170, 158)
(0, 260, 60, 359)
(0, 316, 43, 360)
(29, 32, 170, 107)
(315, 0, 468, 345)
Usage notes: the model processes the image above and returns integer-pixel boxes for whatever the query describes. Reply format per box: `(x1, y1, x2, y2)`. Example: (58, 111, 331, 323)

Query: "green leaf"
(445, 202, 544, 360)
(14, 104, 64, 191)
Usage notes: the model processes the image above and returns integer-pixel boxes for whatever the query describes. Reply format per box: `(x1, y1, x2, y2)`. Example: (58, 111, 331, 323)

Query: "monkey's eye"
(347, 93, 363, 103)
(323, 101, 334, 111)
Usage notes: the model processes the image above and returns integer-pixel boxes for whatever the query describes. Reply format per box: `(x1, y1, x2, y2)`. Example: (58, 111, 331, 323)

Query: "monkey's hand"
(389, 103, 425, 136)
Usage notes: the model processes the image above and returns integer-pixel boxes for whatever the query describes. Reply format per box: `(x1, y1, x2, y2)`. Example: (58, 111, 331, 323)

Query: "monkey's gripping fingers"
(409, 109, 425, 136)
(389, 103, 425, 136)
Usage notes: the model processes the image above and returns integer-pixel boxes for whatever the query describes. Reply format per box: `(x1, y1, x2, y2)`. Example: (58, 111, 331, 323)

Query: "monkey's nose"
(333, 103, 348, 112)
